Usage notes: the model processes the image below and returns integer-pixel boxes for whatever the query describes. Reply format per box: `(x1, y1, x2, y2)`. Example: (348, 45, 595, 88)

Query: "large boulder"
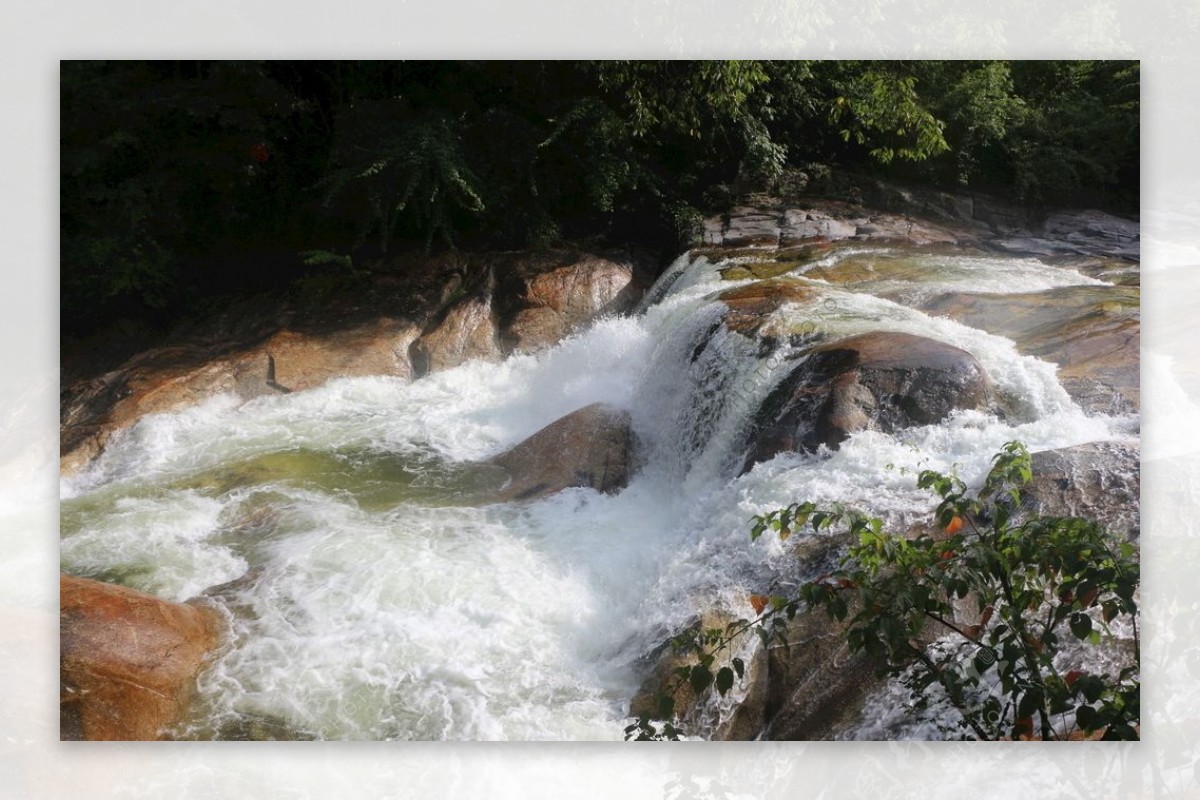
(60, 575, 223, 740)
(744, 332, 994, 471)
(409, 293, 501, 377)
(497, 251, 647, 354)
(486, 403, 636, 502)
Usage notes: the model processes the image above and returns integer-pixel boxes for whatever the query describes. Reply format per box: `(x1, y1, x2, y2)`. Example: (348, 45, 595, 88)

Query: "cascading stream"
(60, 244, 1137, 740)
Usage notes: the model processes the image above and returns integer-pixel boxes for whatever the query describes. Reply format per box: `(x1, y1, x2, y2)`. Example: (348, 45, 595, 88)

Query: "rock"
(744, 332, 994, 470)
(780, 209, 858, 243)
(1041, 210, 1140, 260)
(628, 612, 771, 741)
(60, 319, 421, 475)
(409, 293, 501, 377)
(497, 251, 646, 354)
(487, 403, 635, 502)
(62, 248, 651, 477)
(761, 604, 886, 740)
(720, 208, 783, 247)
(60, 574, 223, 740)
(707, 202, 971, 252)
(921, 285, 1140, 414)
(989, 237, 1092, 257)
(715, 279, 820, 338)
(1024, 442, 1140, 541)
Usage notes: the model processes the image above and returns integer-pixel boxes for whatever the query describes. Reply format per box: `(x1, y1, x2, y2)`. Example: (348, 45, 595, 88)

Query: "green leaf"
(1069, 612, 1093, 640)
(1076, 704, 1099, 731)
(689, 664, 713, 695)
(715, 666, 735, 696)
(1017, 687, 1044, 721)
(732, 657, 745, 680)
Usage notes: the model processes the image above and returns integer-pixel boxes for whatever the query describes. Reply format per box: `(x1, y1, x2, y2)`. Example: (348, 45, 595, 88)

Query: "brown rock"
(716, 279, 820, 337)
(761, 606, 884, 740)
(498, 252, 646, 353)
(410, 293, 501, 377)
(60, 319, 420, 475)
(921, 285, 1140, 414)
(628, 612, 770, 740)
(60, 575, 223, 740)
(744, 332, 994, 470)
(487, 403, 634, 502)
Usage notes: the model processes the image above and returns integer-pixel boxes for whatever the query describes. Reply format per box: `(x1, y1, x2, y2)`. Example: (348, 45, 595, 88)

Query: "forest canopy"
(61, 60, 1139, 337)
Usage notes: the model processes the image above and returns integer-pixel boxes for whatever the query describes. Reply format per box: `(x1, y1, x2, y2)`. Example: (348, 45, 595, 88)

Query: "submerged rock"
(487, 403, 635, 502)
(716, 278, 820, 339)
(60, 574, 223, 740)
(743, 332, 994, 471)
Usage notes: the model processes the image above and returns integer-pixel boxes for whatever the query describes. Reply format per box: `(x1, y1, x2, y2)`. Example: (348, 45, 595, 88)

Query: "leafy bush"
(628, 441, 1140, 741)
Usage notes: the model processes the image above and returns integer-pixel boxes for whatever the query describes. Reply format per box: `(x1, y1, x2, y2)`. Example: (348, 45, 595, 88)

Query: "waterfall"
(60, 244, 1137, 741)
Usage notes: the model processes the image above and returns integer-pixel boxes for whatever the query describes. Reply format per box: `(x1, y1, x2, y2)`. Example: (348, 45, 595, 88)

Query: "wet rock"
(60, 574, 223, 740)
(497, 251, 648, 353)
(921, 285, 1140, 414)
(744, 332, 994, 471)
(60, 320, 421, 475)
(628, 612, 771, 741)
(487, 403, 635, 502)
(409, 293, 501, 377)
(715, 279, 821, 339)
(62, 249, 650, 477)
(761, 605, 885, 740)
(1024, 442, 1140, 541)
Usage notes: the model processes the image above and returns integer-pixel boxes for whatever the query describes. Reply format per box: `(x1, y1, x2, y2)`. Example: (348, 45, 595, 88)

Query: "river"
(60, 242, 1138, 740)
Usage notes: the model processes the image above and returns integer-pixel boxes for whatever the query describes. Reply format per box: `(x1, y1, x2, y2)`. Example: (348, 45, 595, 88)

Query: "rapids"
(59, 243, 1138, 740)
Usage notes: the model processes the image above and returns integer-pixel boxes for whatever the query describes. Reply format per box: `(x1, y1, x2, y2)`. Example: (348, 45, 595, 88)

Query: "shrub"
(628, 441, 1140, 741)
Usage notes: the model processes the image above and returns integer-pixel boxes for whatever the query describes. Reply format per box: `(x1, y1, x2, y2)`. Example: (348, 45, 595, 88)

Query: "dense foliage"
(61, 60, 1138, 337)
(627, 442, 1139, 741)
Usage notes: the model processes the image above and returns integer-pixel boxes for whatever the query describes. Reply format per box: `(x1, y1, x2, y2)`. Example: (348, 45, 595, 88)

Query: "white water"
(60, 245, 1137, 740)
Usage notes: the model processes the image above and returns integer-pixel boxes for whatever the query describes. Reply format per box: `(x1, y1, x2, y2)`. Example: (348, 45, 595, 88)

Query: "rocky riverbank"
(60, 185, 1139, 740)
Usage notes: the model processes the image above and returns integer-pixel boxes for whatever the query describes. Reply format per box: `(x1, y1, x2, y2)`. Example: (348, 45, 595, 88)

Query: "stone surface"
(61, 249, 651, 477)
(921, 285, 1140, 414)
(1024, 442, 1141, 541)
(744, 332, 994, 470)
(721, 207, 784, 246)
(497, 251, 646, 354)
(761, 605, 885, 741)
(1041, 210, 1140, 260)
(708, 202, 970, 250)
(628, 614, 772, 741)
(487, 403, 635, 502)
(409, 293, 501, 377)
(715, 279, 820, 338)
(60, 320, 421, 475)
(60, 574, 223, 741)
